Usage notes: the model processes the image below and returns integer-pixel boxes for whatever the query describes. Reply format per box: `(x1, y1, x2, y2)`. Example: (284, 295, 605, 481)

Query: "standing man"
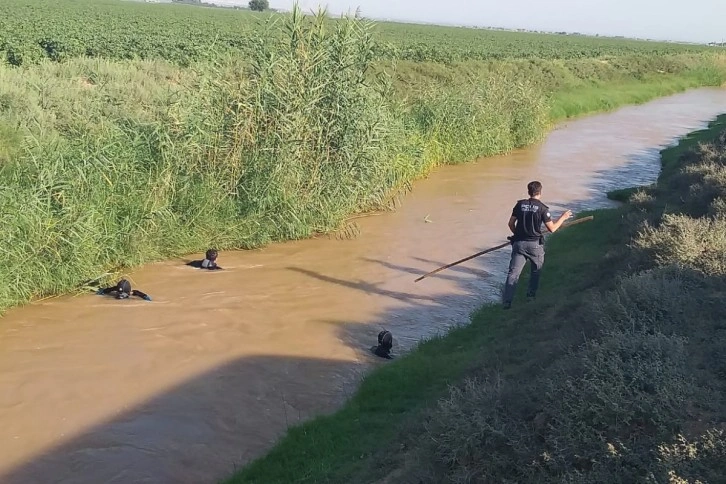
(502, 181, 572, 309)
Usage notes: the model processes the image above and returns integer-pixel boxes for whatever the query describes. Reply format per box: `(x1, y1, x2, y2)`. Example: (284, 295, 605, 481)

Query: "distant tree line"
(170, 0, 269, 11)
(249, 0, 269, 11)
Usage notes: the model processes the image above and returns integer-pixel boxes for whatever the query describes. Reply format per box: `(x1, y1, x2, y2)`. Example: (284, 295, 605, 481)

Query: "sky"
(210, 0, 725, 44)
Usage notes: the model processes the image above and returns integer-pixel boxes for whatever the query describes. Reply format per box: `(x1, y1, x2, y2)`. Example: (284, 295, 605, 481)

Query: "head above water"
(116, 279, 131, 299)
(205, 249, 218, 261)
(377, 330, 393, 351)
(527, 180, 543, 198)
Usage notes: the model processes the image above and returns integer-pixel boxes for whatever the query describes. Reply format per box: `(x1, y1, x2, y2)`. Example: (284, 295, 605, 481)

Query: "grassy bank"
(225, 117, 726, 483)
(0, 6, 725, 314)
(549, 69, 725, 120)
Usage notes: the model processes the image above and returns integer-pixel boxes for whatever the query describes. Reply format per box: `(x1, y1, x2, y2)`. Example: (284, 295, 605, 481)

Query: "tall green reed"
(200, 6, 402, 240)
(405, 76, 549, 164)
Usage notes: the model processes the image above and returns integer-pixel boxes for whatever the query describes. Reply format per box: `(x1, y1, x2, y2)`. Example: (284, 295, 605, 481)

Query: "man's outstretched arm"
(131, 289, 152, 301)
(544, 210, 573, 233)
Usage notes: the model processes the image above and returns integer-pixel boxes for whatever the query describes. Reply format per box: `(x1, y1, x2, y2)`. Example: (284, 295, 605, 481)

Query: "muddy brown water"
(2, 88, 726, 484)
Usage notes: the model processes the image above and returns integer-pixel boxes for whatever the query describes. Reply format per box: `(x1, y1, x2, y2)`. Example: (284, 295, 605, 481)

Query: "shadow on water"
(0, 355, 367, 484)
(0, 131, 713, 483)
(285, 266, 442, 304)
(363, 256, 493, 280)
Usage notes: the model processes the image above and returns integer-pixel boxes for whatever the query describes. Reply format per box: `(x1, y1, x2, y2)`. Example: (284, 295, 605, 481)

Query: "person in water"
(502, 180, 572, 310)
(187, 249, 223, 270)
(96, 279, 152, 301)
(371, 330, 394, 359)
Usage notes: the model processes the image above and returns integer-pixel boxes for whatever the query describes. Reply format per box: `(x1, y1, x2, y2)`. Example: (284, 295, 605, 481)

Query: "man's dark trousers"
(502, 240, 544, 305)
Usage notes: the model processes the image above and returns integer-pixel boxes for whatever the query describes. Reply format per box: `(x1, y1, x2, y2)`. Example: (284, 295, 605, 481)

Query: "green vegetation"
(1, 0, 723, 67)
(225, 116, 726, 484)
(0, 1, 725, 318)
(0, 0, 266, 66)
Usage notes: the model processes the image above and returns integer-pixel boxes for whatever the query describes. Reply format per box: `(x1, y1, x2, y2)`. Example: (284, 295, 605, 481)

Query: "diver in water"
(187, 249, 223, 270)
(371, 330, 394, 359)
(96, 279, 152, 301)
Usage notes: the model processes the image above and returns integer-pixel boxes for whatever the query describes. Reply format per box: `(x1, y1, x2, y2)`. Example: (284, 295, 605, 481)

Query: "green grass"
(549, 71, 722, 121)
(660, 109, 726, 174)
(225, 117, 726, 484)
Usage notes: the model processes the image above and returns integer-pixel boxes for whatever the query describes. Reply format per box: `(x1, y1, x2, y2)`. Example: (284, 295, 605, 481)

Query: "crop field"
(374, 21, 716, 62)
(0, 0, 718, 66)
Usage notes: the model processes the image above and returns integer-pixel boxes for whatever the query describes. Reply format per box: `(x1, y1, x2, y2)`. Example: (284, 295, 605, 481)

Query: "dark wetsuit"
(187, 258, 223, 270)
(371, 330, 393, 359)
(97, 285, 151, 301)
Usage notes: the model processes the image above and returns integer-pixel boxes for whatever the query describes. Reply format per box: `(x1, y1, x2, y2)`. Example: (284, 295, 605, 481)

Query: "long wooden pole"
(413, 215, 594, 283)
